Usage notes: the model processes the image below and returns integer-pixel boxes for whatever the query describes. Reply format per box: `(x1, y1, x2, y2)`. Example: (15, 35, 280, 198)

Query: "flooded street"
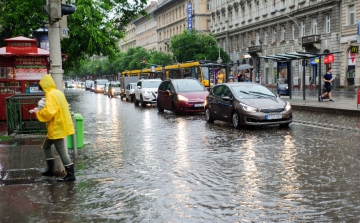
(2, 88, 360, 222)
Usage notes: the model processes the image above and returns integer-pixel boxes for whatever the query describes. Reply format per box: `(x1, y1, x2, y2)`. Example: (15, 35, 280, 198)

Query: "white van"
(85, 80, 94, 90)
(94, 79, 109, 93)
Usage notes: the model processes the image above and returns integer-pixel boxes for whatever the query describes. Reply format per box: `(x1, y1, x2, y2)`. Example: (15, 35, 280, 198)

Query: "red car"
(157, 79, 209, 114)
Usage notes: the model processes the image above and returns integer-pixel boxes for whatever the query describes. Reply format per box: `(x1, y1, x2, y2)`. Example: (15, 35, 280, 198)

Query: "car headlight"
(145, 91, 152, 94)
(177, 94, 188, 102)
(285, 102, 291, 111)
(240, 102, 259, 112)
(285, 87, 289, 90)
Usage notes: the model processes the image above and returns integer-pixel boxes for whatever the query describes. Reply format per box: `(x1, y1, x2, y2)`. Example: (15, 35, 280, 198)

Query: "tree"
(169, 29, 231, 64)
(0, 0, 148, 72)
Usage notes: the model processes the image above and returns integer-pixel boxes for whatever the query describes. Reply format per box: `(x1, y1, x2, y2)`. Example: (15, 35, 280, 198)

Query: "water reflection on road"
(50, 90, 360, 221)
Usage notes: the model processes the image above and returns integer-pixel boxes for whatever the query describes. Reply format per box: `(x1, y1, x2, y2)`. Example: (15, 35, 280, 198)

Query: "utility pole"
(44, 0, 76, 173)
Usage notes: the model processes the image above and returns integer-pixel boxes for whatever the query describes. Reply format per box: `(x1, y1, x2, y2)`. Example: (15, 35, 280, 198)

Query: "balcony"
(301, 35, 321, 47)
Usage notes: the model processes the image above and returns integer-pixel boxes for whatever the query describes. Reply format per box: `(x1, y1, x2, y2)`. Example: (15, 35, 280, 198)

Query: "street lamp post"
(197, 30, 222, 64)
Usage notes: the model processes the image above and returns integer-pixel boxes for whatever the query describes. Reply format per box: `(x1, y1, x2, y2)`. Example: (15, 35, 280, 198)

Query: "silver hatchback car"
(204, 82, 292, 128)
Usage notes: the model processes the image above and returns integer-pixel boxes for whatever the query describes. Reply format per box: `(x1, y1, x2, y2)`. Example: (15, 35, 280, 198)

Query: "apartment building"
(340, 0, 359, 87)
(153, 0, 212, 52)
(134, 1, 158, 51)
(210, 0, 342, 86)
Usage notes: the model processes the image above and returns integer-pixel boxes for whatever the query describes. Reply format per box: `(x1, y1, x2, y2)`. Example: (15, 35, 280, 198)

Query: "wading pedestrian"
(33, 74, 76, 182)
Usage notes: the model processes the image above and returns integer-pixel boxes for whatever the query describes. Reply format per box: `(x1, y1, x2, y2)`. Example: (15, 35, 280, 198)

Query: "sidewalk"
(282, 95, 360, 116)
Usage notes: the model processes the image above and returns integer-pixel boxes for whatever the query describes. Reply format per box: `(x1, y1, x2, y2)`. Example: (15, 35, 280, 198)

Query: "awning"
(259, 51, 343, 61)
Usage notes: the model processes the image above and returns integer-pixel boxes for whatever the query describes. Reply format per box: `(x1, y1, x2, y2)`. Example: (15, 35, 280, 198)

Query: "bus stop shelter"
(259, 51, 342, 100)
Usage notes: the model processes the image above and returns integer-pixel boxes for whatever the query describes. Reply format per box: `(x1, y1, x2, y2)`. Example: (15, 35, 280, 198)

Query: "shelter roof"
(259, 51, 343, 61)
(0, 46, 50, 57)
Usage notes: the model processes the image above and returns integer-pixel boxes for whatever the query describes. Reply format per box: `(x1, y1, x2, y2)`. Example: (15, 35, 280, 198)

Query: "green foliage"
(74, 47, 173, 80)
(169, 29, 231, 63)
(0, 0, 148, 72)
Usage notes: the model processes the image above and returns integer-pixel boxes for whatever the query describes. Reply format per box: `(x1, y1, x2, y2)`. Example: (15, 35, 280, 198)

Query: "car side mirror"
(222, 96, 231, 101)
(206, 87, 211, 92)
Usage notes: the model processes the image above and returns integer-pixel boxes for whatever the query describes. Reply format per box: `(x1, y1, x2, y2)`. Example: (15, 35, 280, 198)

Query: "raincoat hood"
(39, 74, 56, 93)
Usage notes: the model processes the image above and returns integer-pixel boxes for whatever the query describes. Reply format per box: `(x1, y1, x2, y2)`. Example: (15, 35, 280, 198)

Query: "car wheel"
(140, 96, 146, 107)
(172, 102, 179, 115)
(157, 101, 164, 112)
(279, 123, 290, 128)
(134, 98, 139, 106)
(232, 111, 241, 129)
(204, 107, 214, 123)
(126, 96, 129, 101)
(131, 95, 134, 102)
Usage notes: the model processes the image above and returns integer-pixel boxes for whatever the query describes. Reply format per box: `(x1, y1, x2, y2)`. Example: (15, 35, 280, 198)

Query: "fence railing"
(6, 94, 46, 135)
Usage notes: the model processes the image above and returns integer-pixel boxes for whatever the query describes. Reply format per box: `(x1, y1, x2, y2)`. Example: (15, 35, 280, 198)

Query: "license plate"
(266, 114, 282, 120)
(193, 103, 204, 107)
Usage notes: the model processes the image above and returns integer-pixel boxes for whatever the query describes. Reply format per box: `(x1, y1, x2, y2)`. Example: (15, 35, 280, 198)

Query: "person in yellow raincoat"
(33, 74, 76, 182)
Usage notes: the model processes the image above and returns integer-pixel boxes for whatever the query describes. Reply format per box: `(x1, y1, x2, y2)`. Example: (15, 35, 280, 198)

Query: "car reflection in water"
(204, 82, 292, 128)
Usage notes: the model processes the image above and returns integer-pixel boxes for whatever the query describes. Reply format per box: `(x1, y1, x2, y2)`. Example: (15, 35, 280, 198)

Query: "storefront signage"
(350, 46, 358, 54)
(187, 2, 192, 30)
(324, 54, 334, 64)
(14, 57, 47, 67)
(248, 46, 262, 53)
(15, 68, 47, 80)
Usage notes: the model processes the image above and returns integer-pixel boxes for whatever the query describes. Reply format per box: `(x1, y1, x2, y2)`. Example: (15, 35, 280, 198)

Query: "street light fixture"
(274, 9, 301, 33)
(196, 30, 222, 64)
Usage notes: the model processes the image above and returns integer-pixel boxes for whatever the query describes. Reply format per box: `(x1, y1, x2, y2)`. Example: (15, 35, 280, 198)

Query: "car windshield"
(143, 80, 162, 88)
(112, 84, 120, 87)
(95, 80, 108, 85)
(173, 80, 205, 92)
(130, 84, 136, 89)
(231, 85, 276, 99)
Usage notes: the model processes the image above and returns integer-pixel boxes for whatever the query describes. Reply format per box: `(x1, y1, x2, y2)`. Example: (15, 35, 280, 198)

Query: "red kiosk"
(0, 36, 49, 121)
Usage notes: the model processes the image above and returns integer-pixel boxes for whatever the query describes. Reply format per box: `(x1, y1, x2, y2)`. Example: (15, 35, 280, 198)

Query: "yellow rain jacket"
(36, 74, 74, 139)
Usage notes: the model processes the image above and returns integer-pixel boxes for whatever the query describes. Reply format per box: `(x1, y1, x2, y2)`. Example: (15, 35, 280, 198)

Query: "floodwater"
(2, 89, 360, 222)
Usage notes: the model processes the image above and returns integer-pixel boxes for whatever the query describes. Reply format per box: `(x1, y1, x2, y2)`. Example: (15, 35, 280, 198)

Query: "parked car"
(134, 78, 162, 107)
(277, 78, 289, 95)
(65, 81, 74, 88)
(157, 79, 209, 114)
(204, 82, 292, 128)
(125, 83, 136, 102)
(94, 79, 109, 93)
(103, 82, 111, 95)
(108, 81, 121, 98)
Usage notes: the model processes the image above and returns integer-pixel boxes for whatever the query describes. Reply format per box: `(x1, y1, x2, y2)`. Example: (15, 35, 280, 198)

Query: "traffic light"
(45, 0, 76, 23)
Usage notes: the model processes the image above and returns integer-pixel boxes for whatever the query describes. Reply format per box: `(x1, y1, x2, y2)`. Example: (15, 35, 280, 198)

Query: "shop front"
(0, 36, 49, 121)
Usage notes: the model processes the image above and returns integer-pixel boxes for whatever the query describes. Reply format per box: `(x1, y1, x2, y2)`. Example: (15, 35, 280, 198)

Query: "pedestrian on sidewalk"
(33, 74, 76, 182)
(319, 67, 334, 102)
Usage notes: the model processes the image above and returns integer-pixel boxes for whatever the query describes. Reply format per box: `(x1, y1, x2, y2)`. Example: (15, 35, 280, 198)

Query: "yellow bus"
(121, 61, 228, 87)
(121, 67, 165, 79)
(164, 61, 228, 87)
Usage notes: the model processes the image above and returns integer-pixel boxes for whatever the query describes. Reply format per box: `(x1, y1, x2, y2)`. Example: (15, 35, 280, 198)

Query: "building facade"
(153, 0, 212, 52)
(340, 0, 359, 87)
(133, 1, 158, 51)
(210, 0, 342, 86)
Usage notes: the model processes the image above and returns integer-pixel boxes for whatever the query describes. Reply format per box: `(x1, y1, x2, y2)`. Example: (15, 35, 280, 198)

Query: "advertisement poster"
(14, 57, 47, 80)
(277, 62, 288, 83)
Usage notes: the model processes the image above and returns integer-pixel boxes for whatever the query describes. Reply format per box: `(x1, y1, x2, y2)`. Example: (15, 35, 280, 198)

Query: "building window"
(264, 31, 268, 44)
(256, 32, 260, 45)
(256, 2, 260, 17)
(301, 21, 305, 37)
(264, 0, 268, 14)
(325, 14, 331, 33)
(281, 0, 286, 8)
(281, 25, 286, 41)
(349, 5, 355, 25)
(207, 0, 211, 10)
(273, 0, 277, 11)
(249, 33, 253, 46)
(291, 24, 295, 40)
(290, 0, 296, 5)
(272, 28, 276, 43)
(312, 18, 317, 35)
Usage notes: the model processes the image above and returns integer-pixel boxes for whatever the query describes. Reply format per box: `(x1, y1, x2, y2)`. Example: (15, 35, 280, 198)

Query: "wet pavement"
(1, 89, 360, 222)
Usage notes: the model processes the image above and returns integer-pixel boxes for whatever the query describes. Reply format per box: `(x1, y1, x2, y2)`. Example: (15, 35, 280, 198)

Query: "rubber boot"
(41, 159, 55, 177)
(57, 164, 76, 182)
